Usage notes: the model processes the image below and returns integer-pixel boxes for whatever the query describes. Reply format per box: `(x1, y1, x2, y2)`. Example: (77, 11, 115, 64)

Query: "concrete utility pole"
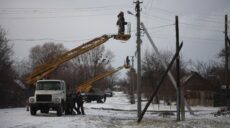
(141, 22, 193, 117)
(225, 15, 229, 90)
(130, 56, 135, 104)
(134, 0, 142, 118)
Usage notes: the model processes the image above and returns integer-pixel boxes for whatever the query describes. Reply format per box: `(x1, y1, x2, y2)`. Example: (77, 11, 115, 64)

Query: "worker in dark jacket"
(65, 93, 76, 115)
(116, 11, 127, 34)
(73, 92, 81, 115)
(75, 91, 85, 115)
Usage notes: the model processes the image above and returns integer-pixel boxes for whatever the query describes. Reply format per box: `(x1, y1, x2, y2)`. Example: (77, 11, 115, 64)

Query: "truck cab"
(29, 80, 66, 116)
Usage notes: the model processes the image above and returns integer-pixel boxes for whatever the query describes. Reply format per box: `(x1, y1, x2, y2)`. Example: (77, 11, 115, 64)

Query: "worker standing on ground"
(73, 92, 81, 115)
(75, 91, 85, 115)
(65, 93, 76, 115)
(126, 56, 130, 67)
(116, 11, 127, 34)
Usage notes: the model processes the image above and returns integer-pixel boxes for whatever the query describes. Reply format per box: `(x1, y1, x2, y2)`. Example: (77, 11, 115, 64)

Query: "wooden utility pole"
(177, 16, 185, 121)
(225, 15, 229, 90)
(134, 0, 142, 118)
(175, 16, 183, 121)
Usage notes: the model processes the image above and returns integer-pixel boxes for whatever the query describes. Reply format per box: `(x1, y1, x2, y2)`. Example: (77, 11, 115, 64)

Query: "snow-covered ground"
(0, 91, 229, 128)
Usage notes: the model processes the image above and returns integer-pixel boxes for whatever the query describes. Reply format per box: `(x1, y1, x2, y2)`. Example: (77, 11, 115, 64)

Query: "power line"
(0, 4, 132, 16)
(0, 4, 131, 11)
(181, 36, 224, 43)
(8, 37, 92, 43)
(0, 13, 115, 20)
(148, 33, 224, 45)
(142, 13, 174, 24)
(146, 24, 175, 30)
(180, 23, 223, 33)
(0, 7, 131, 15)
(141, 5, 225, 26)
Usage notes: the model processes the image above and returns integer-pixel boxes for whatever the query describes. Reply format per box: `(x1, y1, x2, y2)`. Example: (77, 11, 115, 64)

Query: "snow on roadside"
(0, 91, 229, 128)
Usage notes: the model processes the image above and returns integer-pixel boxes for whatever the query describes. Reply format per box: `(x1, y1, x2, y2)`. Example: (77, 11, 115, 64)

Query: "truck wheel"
(30, 107, 37, 115)
(57, 105, 63, 116)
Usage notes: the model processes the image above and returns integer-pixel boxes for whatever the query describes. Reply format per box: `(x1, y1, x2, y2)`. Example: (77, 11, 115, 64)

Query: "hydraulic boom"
(77, 65, 129, 93)
(26, 34, 130, 86)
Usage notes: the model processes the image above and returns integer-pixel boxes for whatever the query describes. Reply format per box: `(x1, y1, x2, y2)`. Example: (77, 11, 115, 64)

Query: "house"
(182, 72, 214, 106)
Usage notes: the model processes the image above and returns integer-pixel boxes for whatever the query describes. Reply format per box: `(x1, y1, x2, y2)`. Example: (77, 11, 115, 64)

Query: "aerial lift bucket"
(114, 22, 131, 41)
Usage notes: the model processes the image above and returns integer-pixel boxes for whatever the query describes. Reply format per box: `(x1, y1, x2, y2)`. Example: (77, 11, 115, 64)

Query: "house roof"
(181, 72, 205, 85)
(181, 72, 210, 90)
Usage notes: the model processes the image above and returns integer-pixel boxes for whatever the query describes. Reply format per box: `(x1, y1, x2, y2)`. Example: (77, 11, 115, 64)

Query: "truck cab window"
(36, 82, 61, 90)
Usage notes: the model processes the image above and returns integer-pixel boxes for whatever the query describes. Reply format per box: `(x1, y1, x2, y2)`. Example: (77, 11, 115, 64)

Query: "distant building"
(182, 72, 214, 106)
(113, 85, 122, 91)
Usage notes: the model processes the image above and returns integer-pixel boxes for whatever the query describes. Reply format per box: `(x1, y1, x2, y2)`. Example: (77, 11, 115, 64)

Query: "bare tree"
(29, 42, 66, 68)
(189, 60, 222, 78)
(72, 45, 115, 90)
(218, 47, 230, 65)
(141, 49, 188, 101)
(13, 58, 32, 79)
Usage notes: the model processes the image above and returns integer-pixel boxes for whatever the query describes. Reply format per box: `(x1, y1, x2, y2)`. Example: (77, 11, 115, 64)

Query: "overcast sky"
(0, 0, 230, 77)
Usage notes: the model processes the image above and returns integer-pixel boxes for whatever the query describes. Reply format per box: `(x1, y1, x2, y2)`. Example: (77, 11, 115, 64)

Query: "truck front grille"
(36, 94, 52, 102)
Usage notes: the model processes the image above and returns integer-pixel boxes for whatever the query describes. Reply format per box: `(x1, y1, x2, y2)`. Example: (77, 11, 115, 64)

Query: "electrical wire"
(180, 23, 223, 33)
(0, 3, 131, 12)
(0, 7, 131, 15)
(146, 24, 175, 30)
(0, 4, 132, 17)
(142, 6, 176, 17)
(142, 13, 174, 24)
(0, 13, 115, 20)
(9, 37, 93, 43)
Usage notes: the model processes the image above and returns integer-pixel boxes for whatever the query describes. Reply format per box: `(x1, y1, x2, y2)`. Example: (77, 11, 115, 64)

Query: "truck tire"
(30, 107, 37, 115)
(57, 105, 63, 116)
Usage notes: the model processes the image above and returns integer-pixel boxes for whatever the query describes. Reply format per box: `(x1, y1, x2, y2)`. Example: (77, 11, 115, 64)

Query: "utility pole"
(141, 22, 194, 116)
(176, 16, 185, 121)
(134, 0, 142, 118)
(130, 56, 135, 104)
(225, 15, 229, 91)
(175, 16, 182, 121)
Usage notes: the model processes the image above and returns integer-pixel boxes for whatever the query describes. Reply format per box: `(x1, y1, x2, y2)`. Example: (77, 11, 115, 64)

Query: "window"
(36, 81, 61, 90)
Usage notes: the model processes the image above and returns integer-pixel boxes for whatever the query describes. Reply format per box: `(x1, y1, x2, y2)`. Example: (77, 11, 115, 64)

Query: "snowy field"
(0, 91, 230, 128)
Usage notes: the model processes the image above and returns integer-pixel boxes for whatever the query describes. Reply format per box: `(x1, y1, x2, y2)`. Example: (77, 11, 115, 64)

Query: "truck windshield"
(36, 82, 61, 90)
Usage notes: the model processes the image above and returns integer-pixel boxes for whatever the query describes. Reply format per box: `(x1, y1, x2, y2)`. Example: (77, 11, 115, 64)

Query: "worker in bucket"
(116, 11, 127, 34)
(75, 90, 85, 115)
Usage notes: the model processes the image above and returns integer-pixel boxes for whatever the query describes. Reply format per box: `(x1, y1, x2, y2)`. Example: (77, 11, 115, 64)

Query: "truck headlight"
(29, 97, 35, 103)
(55, 98, 61, 103)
